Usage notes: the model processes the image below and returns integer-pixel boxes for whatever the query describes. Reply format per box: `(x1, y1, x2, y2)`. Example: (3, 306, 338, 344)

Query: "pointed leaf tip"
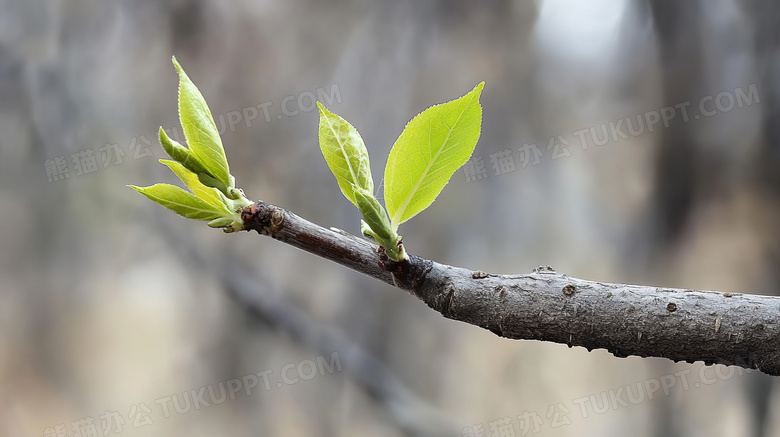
(174, 58, 232, 189)
(384, 82, 485, 230)
(130, 183, 226, 221)
(317, 106, 375, 208)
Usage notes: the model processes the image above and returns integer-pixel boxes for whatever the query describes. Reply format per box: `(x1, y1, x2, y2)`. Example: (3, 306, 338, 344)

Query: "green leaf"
(158, 127, 210, 176)
(317, 102, 374, 208)
(129, 184, 226, 221)
(197, 173, 230, 197)
(173, 56, 231, 188)
(352, 187, 394, 241)
(384, 82, 484, 231)
(208, 217, 235, 228)
(361, 220, 376, 240)
(353, 186, 405, 261)
(159, 159, 230, 212)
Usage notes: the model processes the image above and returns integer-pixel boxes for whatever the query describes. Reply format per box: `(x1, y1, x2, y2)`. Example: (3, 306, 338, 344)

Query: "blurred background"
(2, 0, 779, 436)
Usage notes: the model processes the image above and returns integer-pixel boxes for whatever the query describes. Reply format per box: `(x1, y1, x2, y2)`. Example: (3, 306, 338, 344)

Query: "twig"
(242, 201, 780, 376)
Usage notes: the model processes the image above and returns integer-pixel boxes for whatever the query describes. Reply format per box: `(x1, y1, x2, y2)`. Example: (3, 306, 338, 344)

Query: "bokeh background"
(2, 0, 779, 436)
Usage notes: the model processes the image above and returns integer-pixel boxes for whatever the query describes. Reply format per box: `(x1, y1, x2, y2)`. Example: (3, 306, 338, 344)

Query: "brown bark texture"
(241, 201, 780, 376)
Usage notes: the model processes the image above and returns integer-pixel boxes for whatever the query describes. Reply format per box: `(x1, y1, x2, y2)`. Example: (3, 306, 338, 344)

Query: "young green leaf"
(158, 127, 210, 176)
(197, 173, 230, 198)
(159, 159, 230, 213)
(352, 187, 394, 241)
(317, 102, 374, 208)
(129, 184, 226, 221)
(384, 82, 484, 231)
(352, 187, 405, 261)
(208, 217, 235, 228)
(173, 56, 232, 188)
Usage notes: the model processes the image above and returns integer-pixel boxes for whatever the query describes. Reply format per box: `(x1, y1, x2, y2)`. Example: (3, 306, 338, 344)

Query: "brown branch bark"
(241, 201, 780, 376)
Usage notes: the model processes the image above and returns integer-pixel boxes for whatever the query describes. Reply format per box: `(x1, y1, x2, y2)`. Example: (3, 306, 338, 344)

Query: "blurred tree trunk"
(646, 0, 704, 253)
(745, 1, 780, 435)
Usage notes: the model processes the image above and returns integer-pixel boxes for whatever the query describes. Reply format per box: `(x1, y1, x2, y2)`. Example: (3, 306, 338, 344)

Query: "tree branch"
(241, 201, 780, 376)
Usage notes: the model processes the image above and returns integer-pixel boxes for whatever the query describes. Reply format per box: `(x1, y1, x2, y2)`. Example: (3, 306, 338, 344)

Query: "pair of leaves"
(317, 82, 484, 260)
(130, 57, 250, 230)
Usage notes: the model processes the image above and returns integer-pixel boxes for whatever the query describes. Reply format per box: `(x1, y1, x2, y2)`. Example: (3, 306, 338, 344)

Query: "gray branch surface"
(241, 202, 780, 376)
